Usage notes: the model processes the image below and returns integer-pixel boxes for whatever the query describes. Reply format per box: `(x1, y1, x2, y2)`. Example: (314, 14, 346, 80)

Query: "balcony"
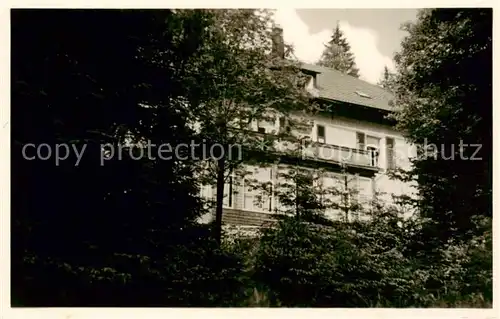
(229, 128, 380, 172)
(302, 142, 379, 170)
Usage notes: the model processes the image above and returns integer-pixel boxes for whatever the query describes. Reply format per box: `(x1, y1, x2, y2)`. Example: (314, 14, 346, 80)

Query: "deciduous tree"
(183, 9, 312, 243)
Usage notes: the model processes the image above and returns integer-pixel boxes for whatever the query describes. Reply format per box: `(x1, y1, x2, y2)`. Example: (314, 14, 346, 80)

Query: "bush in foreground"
(250, 214, 492, 307)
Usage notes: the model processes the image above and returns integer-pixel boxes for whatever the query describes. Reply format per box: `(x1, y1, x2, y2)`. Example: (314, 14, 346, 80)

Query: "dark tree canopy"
(391, 8, 492, 243)
(11, 9, 225, 306)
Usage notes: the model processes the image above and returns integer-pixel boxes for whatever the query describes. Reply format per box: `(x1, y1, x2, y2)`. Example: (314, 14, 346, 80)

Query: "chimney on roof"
(271, 26, 285, 59)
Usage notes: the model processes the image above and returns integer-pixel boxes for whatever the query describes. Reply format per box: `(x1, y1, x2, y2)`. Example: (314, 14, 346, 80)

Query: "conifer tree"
(378, 65, 396, 91)
(317, 23, 360, 77)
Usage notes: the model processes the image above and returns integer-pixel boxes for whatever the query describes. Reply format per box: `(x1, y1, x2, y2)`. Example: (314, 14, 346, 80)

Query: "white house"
(198, 28, 417, 228)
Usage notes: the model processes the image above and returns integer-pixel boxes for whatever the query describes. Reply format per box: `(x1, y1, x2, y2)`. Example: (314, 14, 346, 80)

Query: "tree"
(11, 9, 242, 306)
(390, 8, 492, 243)
(270, 164, 333, 226)
(183, 9, 313, 244)
(317, 23, 360, 77)
(252, 180, 417, 307)
(272, 166, 365, 225)
(378, 65, 396, 91)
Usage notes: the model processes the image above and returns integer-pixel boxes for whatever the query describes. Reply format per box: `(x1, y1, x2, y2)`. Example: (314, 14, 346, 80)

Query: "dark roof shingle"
(301, 63, 395, 112)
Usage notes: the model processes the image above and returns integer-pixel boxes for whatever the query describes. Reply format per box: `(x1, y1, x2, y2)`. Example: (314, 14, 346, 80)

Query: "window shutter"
(386, 137, 395, 169)
(356, 132, 365, 149)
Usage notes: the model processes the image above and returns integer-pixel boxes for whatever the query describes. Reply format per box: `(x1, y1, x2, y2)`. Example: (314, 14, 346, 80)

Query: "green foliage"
(251, 213, 491, 307)
(390, 8, 492, 242)
(271, 166, 328, 223)
(11, 9, 221, 306)
(14, 225, 250, 307)
(253, 214, 414, 307)
(378, 65, 396, 91)
(182, 9, 313, 242)
(317, 24, 360, 77)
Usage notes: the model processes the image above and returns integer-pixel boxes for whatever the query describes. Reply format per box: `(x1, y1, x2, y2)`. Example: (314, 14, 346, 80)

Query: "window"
(222, 181, 233, 208)
(317, 125, 326, 143)
(258, 127, 266, 134)
(367, 136, 380, 167)
(356, 132, 380, 167)
(323, 172, 356, 219)
(355, 91, 371, 99)
(243, 167, 273, 213)
(291, 171, 314, 210)
(200, 184, 214, 201)
(279, 117, 291, 134)
(313, 175, 324, 203)
(386, 137, 395, 169)
(366, 147, 377, 166)
(357, 177, 373, 203)
(243, 120, 252, 130)
(314, 172, 374, 221)
(366, 136, 380, 148)
(279, 117, 285, 128)
(199, 175, 234, 209)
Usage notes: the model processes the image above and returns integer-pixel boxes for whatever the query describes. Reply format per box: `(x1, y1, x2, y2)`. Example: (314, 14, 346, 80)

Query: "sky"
(274, 9, 419, 84)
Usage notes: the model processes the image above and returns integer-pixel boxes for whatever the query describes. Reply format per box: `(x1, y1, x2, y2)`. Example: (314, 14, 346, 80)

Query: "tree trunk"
(214, 154, 226, 245)
(295, 176, 300, 220)
(343, 167, 349, 222)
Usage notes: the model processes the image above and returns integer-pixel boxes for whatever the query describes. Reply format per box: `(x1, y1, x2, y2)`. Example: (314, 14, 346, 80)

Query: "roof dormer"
(306, 74, 319, 97)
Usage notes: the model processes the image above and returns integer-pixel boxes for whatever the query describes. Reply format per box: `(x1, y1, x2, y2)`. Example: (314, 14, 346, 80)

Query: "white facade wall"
(198, 112, 418, 223)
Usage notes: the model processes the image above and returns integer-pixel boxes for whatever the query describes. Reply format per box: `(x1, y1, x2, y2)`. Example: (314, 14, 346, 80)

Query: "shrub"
(253, 217, 411, 306)
(13, 224, 250, 307)
(251, 213, 492, 307)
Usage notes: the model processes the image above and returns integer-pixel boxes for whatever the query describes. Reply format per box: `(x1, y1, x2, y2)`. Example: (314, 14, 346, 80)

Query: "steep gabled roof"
(301, 63, 395, 112)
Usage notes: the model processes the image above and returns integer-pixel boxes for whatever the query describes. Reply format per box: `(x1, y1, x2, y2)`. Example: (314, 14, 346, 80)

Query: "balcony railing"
(226, 128, 379, 169)
(302, 142, 378, 168)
